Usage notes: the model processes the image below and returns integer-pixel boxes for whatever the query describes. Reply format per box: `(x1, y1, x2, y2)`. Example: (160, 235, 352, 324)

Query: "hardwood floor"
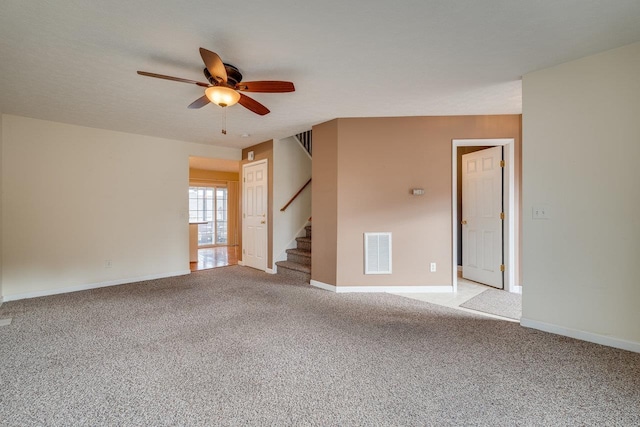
(190, 246, 239, 271)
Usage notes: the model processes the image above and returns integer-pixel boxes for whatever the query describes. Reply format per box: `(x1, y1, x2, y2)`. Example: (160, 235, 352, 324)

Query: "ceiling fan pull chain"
(221, 107, 227, 135)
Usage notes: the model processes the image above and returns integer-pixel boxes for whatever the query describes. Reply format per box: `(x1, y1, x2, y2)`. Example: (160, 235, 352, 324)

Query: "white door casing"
(462, 146, 503, 288)
(242, 160, 268, 271)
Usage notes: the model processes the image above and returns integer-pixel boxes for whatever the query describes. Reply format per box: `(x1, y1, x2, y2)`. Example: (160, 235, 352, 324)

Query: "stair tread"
(296, 237, 311, 243)
(286, 248, 311, 257)
(276, 260, 311, 273)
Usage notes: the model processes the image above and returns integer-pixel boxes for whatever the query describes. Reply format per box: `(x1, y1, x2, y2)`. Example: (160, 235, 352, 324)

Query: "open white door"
(462, 146, 503, 288)
(242, 160, 268, 271)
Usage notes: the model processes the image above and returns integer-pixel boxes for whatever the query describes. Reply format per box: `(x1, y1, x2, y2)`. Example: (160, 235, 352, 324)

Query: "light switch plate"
(532, 205, 550, 219)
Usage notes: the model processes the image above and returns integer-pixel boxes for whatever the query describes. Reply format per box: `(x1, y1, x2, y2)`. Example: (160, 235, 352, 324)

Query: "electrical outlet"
(430, 262, 436, 272)
(105, 259, 112, 268)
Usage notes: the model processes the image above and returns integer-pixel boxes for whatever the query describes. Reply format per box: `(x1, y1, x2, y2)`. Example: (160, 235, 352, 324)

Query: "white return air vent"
(364, 232, 392, 274)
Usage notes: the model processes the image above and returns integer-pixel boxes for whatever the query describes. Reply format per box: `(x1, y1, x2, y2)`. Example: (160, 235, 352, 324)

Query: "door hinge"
(500, 212, 505, 220)
(243, 177, 246, 182)
(500, 264, 505, 272)
(243, 213, 245, 218)
(243, 249, 246, 254)
(500, 160, 505, 168)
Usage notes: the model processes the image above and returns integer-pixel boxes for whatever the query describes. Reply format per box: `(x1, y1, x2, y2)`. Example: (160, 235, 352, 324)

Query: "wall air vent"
(364, 232, 392, 274)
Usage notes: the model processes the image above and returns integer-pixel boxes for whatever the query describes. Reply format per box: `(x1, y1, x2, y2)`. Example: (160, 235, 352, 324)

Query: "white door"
(462, 146, 503, 288)
(242, 160, 268, 271)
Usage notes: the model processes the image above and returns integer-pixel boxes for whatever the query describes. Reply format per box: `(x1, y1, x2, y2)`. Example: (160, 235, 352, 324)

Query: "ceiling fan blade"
(236, 81, 295, 93)
(238, 93, 270, 116)
(137, 71, 209, 87)
(188, 95, 211, 109)
(199, 48, 227, 83)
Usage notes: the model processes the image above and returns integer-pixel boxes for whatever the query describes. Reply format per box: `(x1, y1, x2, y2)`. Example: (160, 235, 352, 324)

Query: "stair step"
(305, 225, 312, 238)
(286, 248, 311, 266)
(276, 260, 311, 283)
(286, 248, 311, 258)
(295, 236, 311, 251)
(276, 260, 311, 274)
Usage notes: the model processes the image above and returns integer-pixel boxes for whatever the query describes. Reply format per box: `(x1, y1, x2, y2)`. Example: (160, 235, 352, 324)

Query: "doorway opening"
(451, 139, 520, 294)
(188, 156, 240, 271)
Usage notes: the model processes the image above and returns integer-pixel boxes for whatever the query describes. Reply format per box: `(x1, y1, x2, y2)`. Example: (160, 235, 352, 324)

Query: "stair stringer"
(274, 220, 311, 265)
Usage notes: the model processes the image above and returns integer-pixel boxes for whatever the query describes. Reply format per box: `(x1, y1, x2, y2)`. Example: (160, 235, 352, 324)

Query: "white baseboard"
(2, 270, 192, 302)
(520, 317, 640, 354)
(310, 280, 453, 294)
(266, 267, 277, 274)
(457, 265, 462, 272)
(237, 260, 245, 266)
(310, 280, 336, 292)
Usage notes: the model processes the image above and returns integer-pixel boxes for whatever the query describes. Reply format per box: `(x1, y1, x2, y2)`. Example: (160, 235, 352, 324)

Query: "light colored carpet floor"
(0, 266, 638, 426)
(460, 288, 522, 320)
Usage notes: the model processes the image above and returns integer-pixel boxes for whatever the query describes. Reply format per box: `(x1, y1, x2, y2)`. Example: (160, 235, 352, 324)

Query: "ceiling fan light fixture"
(205, 86, 240, 107)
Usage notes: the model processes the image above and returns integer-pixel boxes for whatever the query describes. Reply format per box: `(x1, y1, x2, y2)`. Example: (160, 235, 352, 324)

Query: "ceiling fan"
(137, 48, 295, 116)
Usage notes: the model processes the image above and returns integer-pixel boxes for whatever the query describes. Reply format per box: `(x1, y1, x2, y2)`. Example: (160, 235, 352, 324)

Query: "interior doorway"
(188, 156, 240, 271)
(452, 139, 520, 294)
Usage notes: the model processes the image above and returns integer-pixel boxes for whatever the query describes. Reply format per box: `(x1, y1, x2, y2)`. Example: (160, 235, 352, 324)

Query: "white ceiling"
(1, 1, 639, 149)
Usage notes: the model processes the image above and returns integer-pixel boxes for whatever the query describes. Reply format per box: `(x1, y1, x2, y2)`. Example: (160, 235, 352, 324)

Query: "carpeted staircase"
(276, 225, 311, 282)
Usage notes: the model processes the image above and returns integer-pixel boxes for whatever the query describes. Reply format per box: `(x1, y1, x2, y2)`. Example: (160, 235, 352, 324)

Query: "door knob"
(261, 220, 266, 224)
(461, 220, 467, 225)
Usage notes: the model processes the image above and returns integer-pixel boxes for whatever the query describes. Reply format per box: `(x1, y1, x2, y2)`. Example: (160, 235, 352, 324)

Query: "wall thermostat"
(412, 188, 425, 196)
(248, 151, 254, 161)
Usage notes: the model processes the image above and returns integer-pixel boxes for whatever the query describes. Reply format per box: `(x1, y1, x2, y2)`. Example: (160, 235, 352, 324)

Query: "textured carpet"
(460, 288, 522, 320)
(0, 266, 639, 426)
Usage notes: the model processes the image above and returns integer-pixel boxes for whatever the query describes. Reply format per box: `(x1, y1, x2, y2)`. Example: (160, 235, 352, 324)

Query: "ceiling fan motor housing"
(204, 64, 243, 87)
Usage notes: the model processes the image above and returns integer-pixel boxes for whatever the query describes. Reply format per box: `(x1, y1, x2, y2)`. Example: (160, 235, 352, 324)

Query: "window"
(189, 186, 228, 246)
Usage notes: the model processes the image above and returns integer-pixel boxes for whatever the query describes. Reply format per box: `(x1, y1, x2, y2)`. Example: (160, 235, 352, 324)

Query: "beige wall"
(522, 42, 640, 349)
(189, 168, 240, 246)
(311, 120, 339, 285)
(1, 115, 241, 299)
(240, 140, 274, 268)
(313, 115, 521, 287)
(189, 169, 239, 183)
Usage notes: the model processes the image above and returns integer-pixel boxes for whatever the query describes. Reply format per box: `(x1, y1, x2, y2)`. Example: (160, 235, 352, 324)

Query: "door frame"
(452, 139, 519, 294)
(241, 159, 268, 272)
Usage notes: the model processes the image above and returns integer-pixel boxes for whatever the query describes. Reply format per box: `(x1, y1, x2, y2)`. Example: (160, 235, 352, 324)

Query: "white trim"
(310, 280, 336, 292)
(266, 268, 277, 274)
(452, 138, 517, 293)
(457, 265, 463, 272)
(237, 260, 245, 266)
(520, 318, 640, 354)
(2, 270, 192, 302)
(310, 280, 453, 294)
